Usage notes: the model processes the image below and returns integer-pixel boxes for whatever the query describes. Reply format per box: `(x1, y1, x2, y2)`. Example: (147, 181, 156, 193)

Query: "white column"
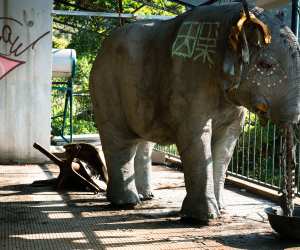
(0, 0, 53, 163)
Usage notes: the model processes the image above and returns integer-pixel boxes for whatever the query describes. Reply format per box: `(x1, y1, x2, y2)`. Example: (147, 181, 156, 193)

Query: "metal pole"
(52, 10, 173, 20)
(118, 0, 124, 26)
(291, 0, 299, 38)
(69, 79, 73, 143)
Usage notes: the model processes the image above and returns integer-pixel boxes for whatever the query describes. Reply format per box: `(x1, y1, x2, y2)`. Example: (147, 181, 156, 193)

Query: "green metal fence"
(154, 111, 300, 197)
(154, 144, 179, 158)
(51, 91, 97, 140)
(229, 111, 300, 197)
(51, 93, 300, 196)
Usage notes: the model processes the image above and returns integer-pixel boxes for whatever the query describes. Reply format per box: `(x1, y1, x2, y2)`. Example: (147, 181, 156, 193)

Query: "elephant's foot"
(219, 207, 227, 214)
(215, 188, 226, 213)
(180, 195, 220, 223)
(138, 190, 154, 201)
(217, 199, 226, 213)
(136, 185, 154, 201)
(106, 185, 140, 206)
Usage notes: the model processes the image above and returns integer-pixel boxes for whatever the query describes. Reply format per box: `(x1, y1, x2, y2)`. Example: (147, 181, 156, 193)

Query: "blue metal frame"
(51, 50, 76, 143)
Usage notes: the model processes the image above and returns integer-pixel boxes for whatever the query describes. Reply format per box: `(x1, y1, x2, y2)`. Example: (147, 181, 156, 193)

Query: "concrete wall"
(0, 0, 53, 163)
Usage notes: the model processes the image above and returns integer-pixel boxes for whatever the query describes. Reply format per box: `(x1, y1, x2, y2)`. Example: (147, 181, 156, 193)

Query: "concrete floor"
(0, 164, 299, 250)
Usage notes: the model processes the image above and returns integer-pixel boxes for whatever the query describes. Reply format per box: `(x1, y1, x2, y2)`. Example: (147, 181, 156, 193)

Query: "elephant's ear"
(229, 11, 271, 53)
(222, 11, 272, 92)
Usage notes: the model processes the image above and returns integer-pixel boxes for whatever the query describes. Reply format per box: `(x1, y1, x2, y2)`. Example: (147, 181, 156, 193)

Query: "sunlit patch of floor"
(0, 164, 299, 249)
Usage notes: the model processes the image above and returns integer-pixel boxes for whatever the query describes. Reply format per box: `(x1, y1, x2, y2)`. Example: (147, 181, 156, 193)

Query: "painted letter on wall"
(0, 17, 50, 79)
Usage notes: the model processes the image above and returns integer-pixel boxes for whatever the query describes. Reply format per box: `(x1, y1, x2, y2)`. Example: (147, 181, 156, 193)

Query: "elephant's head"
(223, 7, 300, 125)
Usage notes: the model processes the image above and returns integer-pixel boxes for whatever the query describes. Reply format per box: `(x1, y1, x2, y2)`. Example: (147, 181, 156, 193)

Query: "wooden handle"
(33, 142, 64, 167)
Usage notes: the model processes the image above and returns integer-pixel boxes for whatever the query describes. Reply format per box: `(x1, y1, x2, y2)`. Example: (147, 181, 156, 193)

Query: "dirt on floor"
(0, 164, 299, 250)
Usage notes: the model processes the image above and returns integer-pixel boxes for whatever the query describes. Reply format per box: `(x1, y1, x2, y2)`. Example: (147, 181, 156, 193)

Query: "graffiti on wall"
(172, 21, 220, 67)
(0, 17, 50, 80)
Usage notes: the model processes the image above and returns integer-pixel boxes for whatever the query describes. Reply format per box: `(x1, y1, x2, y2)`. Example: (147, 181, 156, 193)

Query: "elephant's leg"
(101, 127, 140, 206)
(212, 109, 245, 211)
(177, 119, 219, 222)
(134, 141, 154, 200)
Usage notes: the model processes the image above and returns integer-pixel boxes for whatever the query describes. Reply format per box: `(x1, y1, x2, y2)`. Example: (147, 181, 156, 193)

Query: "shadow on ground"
(0, 164, 299, 249)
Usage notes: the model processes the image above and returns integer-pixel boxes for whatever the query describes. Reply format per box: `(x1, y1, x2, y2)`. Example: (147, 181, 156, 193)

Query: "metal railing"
(51, 91, 97, 139)
(51, 93, 300, 196)
(229, 111, 300, 197)
(154, 144, 179, 158)
(154, 111, 300, 197)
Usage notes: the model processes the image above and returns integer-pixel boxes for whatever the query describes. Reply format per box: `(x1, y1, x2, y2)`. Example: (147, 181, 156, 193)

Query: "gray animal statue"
(90, 3, 300, 223)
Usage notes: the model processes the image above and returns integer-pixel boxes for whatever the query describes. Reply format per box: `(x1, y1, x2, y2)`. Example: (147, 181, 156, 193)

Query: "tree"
(51, 0, 184, 135)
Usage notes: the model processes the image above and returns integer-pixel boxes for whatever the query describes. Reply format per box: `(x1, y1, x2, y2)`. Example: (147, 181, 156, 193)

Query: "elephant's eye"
(257, 60, 273, 70)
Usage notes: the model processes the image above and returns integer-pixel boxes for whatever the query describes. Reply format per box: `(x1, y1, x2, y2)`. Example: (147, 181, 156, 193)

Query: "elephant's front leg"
(177, 119, 219, 222)
(212, 109, 245, 211)
(134, 141, 155, 200)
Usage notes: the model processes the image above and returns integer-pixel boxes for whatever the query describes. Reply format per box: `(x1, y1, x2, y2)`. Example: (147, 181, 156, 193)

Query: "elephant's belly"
(133, 121, 175, 144)
(123, 96, 175, 144)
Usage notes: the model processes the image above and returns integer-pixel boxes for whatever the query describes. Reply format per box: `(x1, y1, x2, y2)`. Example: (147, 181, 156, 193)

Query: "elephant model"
(90, 3, 300, 222)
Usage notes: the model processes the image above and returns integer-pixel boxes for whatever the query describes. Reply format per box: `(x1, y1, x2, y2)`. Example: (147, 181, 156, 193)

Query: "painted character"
(89, 3, 300, 223)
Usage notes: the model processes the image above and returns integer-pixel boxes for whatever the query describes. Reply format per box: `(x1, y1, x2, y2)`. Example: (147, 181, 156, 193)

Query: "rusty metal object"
(229, 10, 272, 51)
(63, 142, 108, 183)
(32, 142, 108, 193)
(280, 125, 296, 216)
(265, 206, 300, 239)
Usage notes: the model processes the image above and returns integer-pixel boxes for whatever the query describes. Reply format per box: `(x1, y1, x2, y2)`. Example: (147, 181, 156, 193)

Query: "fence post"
(292, 0, 299, 38)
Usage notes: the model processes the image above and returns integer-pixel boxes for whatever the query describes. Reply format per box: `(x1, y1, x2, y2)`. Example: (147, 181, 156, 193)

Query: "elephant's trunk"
(275, 90, 300, 124)
(270, 53, 300, 125)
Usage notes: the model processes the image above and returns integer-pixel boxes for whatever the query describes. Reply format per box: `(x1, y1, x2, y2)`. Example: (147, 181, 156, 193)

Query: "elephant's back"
(89, 21, 166, 134)
(90, 20, 163, 93)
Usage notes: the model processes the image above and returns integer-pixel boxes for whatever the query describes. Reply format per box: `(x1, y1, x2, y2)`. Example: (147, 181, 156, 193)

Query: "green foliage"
(154, 144, 178, 156)
(52, 36, 70, 49)
(73, 56, 94, 90)
(52, 0, 183, 136)
(68, 30, 102, 57)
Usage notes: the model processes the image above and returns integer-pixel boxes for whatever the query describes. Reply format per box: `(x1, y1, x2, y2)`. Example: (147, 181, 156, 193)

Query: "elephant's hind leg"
(134, 141, 155, 200)
(101, 126, 140, 206)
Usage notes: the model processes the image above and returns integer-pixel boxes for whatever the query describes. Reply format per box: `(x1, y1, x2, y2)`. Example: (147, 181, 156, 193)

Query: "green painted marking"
(172, 22, 201, 58)
(193, 22, 220, 67)
(172, 21, 220, 67)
